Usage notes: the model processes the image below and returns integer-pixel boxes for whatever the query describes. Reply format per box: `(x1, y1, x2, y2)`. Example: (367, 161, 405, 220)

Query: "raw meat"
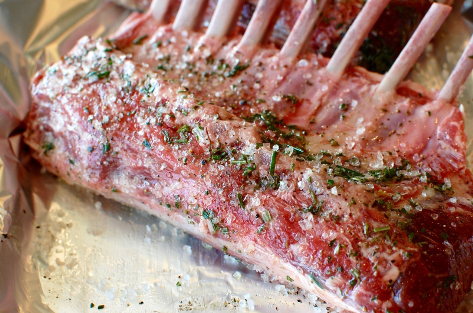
(24, 1, 473, 312)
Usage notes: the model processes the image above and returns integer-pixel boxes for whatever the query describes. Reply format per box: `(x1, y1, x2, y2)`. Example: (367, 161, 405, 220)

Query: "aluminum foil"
(1, 1, 473, 312)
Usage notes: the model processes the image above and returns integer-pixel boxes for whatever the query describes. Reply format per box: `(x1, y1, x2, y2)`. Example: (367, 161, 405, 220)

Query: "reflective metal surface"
(1, 0, 473, 312)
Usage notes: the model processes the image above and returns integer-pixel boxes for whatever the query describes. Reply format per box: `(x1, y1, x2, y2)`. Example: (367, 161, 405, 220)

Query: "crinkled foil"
(1, 1, 473, 312)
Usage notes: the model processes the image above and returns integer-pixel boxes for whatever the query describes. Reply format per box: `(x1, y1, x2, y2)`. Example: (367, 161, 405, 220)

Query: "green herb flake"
(176, 281, 182, 287)
(329, 139, 339, 146)
(133, 35, 148, 45)
(257, 224, 265, 234)
(327, 179, 334, 187)
(262, 210, 272, 223)
(309, 273, 324, 290)
(226, 62, 249, 77)
(237, 193, 245, 209)
(85, 70, 110, 79)
(161, 130, 171, 144)
(351, 268, 360, 279)
(175, 195, 181, 209)
(222, 245, 228, 252)
(373, 226, 390, 232)
(178, 125, 190, 133)
(243, 164, 256, 176)
(329, 238, 337, 247)
(231, 159, 247, 165)
(42, 142, 55, 155)
(143, 139, 152, 150)
(287, 276, 293, 282)
(282, 94, 299, 104)
(333, 165, 364, 181)
(441, 233, 448, 240)
(256, 98, 266, 103)
(270, 150, 277, 176)
(102, 142, 110, 154)
(202, 209, 213, 219)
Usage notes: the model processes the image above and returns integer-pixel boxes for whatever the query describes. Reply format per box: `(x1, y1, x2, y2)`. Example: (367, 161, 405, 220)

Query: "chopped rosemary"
(142, 139, 152, 150)
(42, 142, 55, 155)
(373, 226, 390, 232)
(270, 150, 277, 176)
(102, 142, 110, 154)
(237, 193, 245, 209)
(309, 273, 324, 290)
(243, 164, 256, 176)
(262, 210, 272, 223)
(133, 34, 148, 45)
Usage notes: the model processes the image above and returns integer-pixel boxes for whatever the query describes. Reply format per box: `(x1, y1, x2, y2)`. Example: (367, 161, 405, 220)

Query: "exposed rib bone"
(438, 34, 473, 103)
(326, 0, 390, 80)
(280, 0, 328, 59)
(377, 3, 451, 93)
(150, 0, 172, 24)
(173, 0, 207, 31)
(237, 0, 284, 50)
(206, 0, 244, 38)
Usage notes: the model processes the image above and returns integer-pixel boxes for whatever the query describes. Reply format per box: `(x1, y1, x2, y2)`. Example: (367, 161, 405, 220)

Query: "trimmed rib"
(326, 0, 390, 80)
(173, 0, 207, 31)
(438, 34, 473, 103)
(280, 0, 328, 59)
(149, 0, 172, 24)
(237, 0, 283, 49)
(377, 3, 451, 93)
(205, 0, 244, 38)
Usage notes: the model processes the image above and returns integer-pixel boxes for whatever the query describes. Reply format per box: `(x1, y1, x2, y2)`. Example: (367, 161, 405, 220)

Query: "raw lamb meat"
(24, 0, 473, 312)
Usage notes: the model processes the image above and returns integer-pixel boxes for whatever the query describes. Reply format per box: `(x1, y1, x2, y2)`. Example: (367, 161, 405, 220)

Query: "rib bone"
(237, 0, 284, 50)
(205, 0, 244, 38)
(438, 34, 473, 103)
(326, 0, 390, 80)
(377, 3, 451, 93)
(173, 0, 207, 31)
(280, 0, 328, 59)
(150, 0, 172, 23)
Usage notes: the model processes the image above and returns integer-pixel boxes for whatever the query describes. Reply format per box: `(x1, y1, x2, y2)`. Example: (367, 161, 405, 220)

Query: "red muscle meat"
(24, 3, 473, 313)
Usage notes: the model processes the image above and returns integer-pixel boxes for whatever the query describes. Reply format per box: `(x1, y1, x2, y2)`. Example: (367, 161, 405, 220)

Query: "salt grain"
(233, 271, 242, 280)
(297, 59, 308, 67)
(331, 187, 338, 195)
(183, 245, 192, 254)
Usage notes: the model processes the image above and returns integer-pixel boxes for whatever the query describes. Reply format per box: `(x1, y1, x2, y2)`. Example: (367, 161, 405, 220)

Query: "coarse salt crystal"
(183, 245, 192, 254)
(297, 59, 309, 67)
(233, 271, 242, 280)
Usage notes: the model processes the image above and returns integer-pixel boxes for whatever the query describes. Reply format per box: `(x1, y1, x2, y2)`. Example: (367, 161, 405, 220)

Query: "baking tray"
(1, 0, 473, 312)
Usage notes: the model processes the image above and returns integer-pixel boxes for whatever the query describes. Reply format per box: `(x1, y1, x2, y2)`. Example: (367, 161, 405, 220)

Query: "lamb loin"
(24, 0, 473, 312)
(110, 0, 455, 73)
